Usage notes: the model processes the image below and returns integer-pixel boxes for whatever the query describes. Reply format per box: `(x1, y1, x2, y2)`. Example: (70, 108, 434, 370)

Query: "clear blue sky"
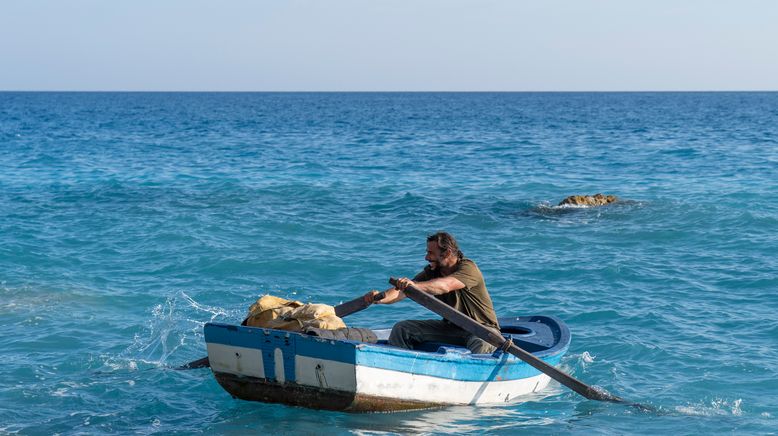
(1, 0, 776, 91)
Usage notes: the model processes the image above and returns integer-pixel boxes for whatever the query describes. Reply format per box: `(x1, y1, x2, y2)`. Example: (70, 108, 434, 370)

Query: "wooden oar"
(176, 292, 385, 370)
(389, 278, 651, 409)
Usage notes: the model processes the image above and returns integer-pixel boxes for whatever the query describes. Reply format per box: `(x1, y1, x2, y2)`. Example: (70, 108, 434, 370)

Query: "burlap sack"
(244, 295, 345, 331)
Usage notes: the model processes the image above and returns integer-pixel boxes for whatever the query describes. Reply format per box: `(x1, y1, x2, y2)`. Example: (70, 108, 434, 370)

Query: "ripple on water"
(2, 92, 778, 434)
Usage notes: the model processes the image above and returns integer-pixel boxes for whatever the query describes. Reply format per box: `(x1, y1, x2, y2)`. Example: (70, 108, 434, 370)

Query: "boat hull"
(205, 316, 569, 412)
(213, 372, 445, 412)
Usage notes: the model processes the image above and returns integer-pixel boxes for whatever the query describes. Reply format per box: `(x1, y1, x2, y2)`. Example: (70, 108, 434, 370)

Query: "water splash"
(525, 199, 646, 223)
(560, 351, 596, 374)
(108, 291, 234, 369)
(675, 398, 745, 417)
(580, 351, 595, 365)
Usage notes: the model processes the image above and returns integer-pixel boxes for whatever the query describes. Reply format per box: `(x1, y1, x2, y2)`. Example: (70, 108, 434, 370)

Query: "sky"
(1, 0, 776, 91)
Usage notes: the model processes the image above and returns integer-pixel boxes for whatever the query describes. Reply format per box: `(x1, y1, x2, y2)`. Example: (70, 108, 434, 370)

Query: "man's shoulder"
(458, 258, 479, 269)
(456, 258, 483, 276)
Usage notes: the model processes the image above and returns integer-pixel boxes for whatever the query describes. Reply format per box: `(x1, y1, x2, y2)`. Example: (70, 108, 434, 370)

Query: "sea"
(1, 92, 776, 435)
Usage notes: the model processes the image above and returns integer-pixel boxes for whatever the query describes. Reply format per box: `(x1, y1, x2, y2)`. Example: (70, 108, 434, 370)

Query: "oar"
(177, 292, 385, 370)
(389, 278, 651, 409)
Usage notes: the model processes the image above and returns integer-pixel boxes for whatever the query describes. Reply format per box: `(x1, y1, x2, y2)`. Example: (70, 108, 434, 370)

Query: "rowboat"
(204, 315, 570, 412)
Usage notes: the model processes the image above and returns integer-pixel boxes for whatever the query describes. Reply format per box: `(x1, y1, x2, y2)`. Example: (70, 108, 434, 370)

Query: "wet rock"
(558, 193, 618, 207)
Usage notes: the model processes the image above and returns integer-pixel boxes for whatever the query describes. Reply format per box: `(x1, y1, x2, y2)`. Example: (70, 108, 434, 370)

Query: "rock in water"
(558, 194, 618, 207)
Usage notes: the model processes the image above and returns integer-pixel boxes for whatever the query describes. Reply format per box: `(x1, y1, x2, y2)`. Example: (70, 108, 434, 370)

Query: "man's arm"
(364, 287, 406, 304)
(364, 275, 465, 305)
(394, 276, 465, 295)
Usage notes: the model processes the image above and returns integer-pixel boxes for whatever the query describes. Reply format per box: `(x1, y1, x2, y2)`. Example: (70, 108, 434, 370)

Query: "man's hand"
(390, 275, 464, 296)
(364, 287, 404, 304)
(364, 290, 384, 304)
(393, 277, 415, 291)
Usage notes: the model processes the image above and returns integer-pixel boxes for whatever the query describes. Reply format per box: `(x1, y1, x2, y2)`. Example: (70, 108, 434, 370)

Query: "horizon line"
(2, 89, 777, 93)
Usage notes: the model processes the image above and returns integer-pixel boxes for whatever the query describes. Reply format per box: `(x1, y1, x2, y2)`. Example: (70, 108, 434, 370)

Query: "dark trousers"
(388, 319, 497, 354)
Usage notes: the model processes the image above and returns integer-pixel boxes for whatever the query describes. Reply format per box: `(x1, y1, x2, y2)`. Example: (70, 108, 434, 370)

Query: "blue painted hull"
(205, 316, 570, 411)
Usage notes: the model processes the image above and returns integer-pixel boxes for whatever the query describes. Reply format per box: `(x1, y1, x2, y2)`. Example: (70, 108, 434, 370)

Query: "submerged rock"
(558, 193, 618, 207)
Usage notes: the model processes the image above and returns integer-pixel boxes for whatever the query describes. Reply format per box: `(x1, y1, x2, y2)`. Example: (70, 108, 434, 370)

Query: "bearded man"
(365, 232, 499, 354)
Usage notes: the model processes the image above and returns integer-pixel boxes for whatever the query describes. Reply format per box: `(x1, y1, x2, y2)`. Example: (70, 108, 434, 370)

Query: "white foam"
(675, 398, 745, 417)
(52, 388, 70, 397)
(559, 351, 595, 374)
(732, 398, 743, 416)
(554, 203, 595, 209)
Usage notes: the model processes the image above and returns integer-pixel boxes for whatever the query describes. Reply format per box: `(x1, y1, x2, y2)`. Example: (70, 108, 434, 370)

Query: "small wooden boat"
(204, 315, 570, 412)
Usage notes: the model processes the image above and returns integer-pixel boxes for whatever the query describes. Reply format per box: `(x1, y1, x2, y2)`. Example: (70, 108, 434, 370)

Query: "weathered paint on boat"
(204, 316, 570, 412)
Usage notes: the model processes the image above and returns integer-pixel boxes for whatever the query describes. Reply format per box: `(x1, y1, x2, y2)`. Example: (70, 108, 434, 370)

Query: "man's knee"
(389, 320, 418, 348)
(390, 320, 417, 337)
(392, 320, 416, 331)
(467, 336, 496, 354)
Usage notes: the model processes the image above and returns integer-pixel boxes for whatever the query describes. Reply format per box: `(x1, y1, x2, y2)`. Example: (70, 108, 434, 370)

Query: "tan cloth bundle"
(244, 295, 346, 331)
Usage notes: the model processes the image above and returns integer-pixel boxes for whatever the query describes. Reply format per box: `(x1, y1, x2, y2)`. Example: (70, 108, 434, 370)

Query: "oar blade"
(177, 357, 210, 370)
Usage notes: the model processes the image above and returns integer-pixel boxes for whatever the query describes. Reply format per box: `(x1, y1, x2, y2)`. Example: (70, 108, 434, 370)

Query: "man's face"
(425, 241, 452, 270)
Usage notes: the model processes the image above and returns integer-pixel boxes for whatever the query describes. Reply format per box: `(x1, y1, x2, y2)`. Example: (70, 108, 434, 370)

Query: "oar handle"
(334, 291, 385, 318)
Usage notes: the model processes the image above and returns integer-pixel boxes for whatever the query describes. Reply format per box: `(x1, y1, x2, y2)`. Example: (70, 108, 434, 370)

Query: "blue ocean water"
(1, 92, 777, 434)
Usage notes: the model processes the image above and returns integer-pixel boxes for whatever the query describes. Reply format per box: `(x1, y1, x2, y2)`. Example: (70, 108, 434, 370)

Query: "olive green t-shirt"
(413, 258, 499, 329)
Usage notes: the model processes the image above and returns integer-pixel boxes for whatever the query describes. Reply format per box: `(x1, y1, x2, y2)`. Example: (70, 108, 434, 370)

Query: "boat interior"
(370, 315, 567, 356)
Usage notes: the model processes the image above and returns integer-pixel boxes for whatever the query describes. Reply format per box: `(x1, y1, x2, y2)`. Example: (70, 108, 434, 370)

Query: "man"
(365, 231, 499, 354)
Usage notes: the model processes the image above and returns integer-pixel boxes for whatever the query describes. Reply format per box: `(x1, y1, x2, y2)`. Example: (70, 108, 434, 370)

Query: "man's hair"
(427, 231, 464, 260)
